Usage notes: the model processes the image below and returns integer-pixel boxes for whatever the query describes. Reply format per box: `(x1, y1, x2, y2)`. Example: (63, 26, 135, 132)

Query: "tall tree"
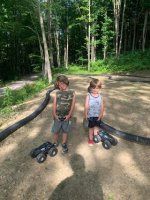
(113, 0, 121, 56)
(47, 0, 54, 68)
(141, 0, 150, 52)
(101, 12, 114, 59)
(87, 0, 91, 70)
(38, 1, 52, 83)
(118, 0, 126, 54)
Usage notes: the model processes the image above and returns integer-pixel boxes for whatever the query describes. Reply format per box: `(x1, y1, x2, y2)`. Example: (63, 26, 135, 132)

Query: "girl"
(84, 79, 104, 146)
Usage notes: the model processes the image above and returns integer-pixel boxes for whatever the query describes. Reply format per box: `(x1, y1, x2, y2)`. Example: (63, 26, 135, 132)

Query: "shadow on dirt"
(49, 154, 103, 200)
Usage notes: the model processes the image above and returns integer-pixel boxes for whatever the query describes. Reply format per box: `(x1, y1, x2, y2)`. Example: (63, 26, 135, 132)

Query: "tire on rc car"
(30, 148, 41, 158)
(48, 147, 58, 157)
(102, 140, 111, 150)
(93, 135, 101, 143)
(111, 137, 118, 146)
(30, 149, 38, 158)
(36, 153, 47, 163)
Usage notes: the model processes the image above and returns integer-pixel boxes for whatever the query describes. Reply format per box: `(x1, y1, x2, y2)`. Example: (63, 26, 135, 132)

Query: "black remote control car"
(93, 130, 118, 149)
(58, 116, 66, 121)
(30, 141, 58, 163)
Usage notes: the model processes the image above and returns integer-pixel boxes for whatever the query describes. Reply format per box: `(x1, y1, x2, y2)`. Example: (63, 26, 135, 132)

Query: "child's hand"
(97, 117, 101, 121)
(84, 114, 88, 120)
(65, 115, 71, 120)
(54, 115, 59, 121)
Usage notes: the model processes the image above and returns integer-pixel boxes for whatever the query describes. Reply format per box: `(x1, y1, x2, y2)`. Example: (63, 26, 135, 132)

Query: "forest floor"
(0, 72, 150, 200)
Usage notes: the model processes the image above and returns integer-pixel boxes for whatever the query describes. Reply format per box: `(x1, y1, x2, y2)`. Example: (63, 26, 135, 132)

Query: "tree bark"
(64, 28, 69, 69)
(54, 29, 61, 67)
(38, 3, 52, 83)
(88, 0, 91, 71)
(132, 0, 139, 51)
(142, 10, 149, 52)
(91, 35, 96, 62)
(113, 0, 121, 56)
(119, 0, 126, 54)
(47, 0, 54, 68)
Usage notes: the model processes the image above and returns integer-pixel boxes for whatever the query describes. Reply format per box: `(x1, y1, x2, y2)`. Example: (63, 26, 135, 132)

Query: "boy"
(51, 75, 76, 153)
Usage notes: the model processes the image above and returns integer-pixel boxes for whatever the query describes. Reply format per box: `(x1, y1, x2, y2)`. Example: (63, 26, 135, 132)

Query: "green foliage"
(0, 87, 13, 116)
(0, 78, 49, 116)
(0, 106, 13, 117)
(101, 14, 114, 53)
(91, 49, 150, 73)
(108, 196, 114, 200)
(2, 88, 13, 107)
(0, 80, 3, 87)
(52, 49, 150, 75)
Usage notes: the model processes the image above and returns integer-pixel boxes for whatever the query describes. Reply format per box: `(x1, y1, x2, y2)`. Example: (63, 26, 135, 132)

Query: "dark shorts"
(51, 119, 71, 134)
(88, 117, 101, 128)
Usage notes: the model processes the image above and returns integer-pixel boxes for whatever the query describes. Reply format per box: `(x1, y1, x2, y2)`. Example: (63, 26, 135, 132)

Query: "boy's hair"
(55, 75, 69, 89)
(88, 78, 102, 92)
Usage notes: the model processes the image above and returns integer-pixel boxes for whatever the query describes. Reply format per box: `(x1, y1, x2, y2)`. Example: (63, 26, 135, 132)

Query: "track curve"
(100, 121, 150, 145)
(0, 88, 54, 142)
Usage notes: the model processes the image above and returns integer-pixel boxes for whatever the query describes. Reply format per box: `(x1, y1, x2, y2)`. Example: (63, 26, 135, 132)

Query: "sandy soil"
(0, 74, 150, 200)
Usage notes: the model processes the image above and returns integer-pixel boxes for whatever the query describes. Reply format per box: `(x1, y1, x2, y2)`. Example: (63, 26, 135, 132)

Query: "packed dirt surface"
(0, 74, 150, 200)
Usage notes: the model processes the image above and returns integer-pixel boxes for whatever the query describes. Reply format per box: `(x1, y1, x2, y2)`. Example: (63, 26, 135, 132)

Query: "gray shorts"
(51, 119, 71, 134)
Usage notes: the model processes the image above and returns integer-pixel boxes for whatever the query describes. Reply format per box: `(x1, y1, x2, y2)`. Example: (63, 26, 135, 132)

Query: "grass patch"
(52, 49, 150, 75)
(0, 78, 49, 117)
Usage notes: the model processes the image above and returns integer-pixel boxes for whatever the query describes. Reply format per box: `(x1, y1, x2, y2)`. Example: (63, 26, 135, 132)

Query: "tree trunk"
(47, 0, 54, 68)
(113, 0, 121, 56)
(91, 35, 96, 62)
(123, 21, 127, 52)
(119, 0, 126, 54)
(132, 0, 139, 51)
(54, 29, 61, 67)
(142, 10, 149, 52)
(39, 3, 52, 83)
(64, 28, 69, 69)
(88, 0, 91, 71)
(103, 46, 107, 60)
(132, 19, 137, 51)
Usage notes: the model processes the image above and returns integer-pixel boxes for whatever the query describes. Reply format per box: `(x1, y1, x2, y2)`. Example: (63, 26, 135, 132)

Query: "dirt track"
(0, 75, 150, 200)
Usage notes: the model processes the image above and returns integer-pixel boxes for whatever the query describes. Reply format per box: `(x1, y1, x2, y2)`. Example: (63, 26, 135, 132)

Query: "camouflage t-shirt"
(56, 90, 75, 117)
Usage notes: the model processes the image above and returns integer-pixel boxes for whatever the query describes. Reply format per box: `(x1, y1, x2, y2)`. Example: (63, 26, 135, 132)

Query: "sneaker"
(53, 142, 59, 147)
(88, 139, 94, 146)
(62, 143, 68, 154)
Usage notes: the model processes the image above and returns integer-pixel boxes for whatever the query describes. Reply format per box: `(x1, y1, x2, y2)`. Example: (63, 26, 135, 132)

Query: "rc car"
(30, 141, 58, 163)
(93, 130, 118, 149)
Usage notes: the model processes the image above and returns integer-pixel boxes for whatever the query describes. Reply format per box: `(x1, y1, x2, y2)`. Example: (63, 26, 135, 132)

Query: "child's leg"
(62, 133, 68, 144)
(93, 126, 99, 136)
(53, 133, 59, 144)
(88, 128, 94, 146)
(52, 119, 61, 144)
(89, 128, 94, 140)
(62, 133, 68, 153)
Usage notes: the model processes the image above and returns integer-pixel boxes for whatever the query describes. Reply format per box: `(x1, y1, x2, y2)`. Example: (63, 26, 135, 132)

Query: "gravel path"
(0, 74, 40, 96)
(0, 74, 150, 200)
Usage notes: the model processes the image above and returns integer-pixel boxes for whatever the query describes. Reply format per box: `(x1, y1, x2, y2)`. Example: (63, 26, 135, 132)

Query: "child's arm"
(65, 92, 76, 120)
(53, 94, 58, 120)
(98, 97, 104, 120)
(84, 94, 89, 119)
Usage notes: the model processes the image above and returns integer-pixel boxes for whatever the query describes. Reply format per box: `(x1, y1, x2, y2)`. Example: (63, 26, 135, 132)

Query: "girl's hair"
(55, 75, 69, 89)
(88, 78, 102, 92)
